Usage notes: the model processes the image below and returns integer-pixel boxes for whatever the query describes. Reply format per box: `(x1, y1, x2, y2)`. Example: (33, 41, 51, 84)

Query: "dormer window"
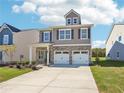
(73, 17, 78, 24)
(64, 9, 81, 25)
(67, 18, 71, 25)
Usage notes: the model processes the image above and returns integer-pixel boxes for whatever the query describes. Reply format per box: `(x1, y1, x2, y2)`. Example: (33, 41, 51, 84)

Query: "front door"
(37, 50, 47, 64)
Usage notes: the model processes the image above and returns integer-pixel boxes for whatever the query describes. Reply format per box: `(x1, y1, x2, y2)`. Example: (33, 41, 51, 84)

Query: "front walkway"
(0, 66, 99, 93)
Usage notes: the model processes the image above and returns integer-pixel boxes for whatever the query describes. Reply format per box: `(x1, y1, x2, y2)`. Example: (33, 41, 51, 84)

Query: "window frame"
(67, 18, 71, 25)
(80, 28, 88, 39)
(73, 17, 78, 24)
(59, 29, 71, 40)
(118, 36, 122, 42)
(43, 31, 50, 42)
(3, 35, 9, 44)
(117, 52, 120, 58)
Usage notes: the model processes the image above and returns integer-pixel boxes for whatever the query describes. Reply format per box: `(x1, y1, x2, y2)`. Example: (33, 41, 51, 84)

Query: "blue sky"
(0, 0, 124, 48)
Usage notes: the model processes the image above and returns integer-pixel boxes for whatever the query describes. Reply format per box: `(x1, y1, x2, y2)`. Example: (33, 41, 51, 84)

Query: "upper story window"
(73, 17, 78, 24)
(118, 36, 122, 41)
(80, 28, 88, 39)
(43, 32, 50, 42)
(67, 18, 71, 25)
(3, 35, 9, 44)
(59, 29, 71, 40)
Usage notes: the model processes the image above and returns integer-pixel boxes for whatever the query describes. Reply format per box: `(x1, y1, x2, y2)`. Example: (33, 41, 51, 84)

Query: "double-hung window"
(67, 18, 71, 25)
(43, 32, 50, 42)
(3, 35, 9, 44)
(80, 28, 88, 39)
(73, 17, 78, 24)
(59, 29, 71, 40)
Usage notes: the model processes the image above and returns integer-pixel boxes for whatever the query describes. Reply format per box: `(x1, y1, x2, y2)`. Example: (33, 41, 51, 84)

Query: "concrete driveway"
(0, 65, 99, 93)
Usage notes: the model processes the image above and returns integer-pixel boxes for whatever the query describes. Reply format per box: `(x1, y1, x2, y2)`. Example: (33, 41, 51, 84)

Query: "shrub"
(31, 65, 38, 70)
(95, 57, 100, 65)
(9, 65, 14, 68)
(16, 64, 22, 69)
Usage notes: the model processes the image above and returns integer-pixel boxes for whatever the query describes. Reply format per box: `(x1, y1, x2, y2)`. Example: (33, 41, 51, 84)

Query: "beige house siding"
(13, 30, 39, 62)
(52, 26, 91, 45)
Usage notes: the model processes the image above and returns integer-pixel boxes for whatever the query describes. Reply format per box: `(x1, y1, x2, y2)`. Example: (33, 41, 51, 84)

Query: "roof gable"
(0, 23, 21, 33)
(106, 24, 124, 44)
(64, 9, 80, 18)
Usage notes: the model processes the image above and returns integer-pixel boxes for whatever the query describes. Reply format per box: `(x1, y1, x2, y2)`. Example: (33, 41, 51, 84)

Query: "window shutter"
(50, 31, 52, 42)
(71, 29, 74, 39)
(41, 32, 44, 42)
(57, 30, 59, 40)
(78, 29, 80, 39)
(88, 28, 90, 39)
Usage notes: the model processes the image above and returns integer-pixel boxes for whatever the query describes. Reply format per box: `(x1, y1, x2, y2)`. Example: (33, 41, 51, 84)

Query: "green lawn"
(91, 57, 124, 93)
(0, 67, 32, 83)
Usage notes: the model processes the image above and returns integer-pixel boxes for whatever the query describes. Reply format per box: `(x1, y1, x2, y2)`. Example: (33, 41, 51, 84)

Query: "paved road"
(0, 65, 99, 93)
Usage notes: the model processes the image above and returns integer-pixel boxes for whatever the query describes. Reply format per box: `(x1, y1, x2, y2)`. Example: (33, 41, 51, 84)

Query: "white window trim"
(3, 35, 9, 44)
(73, 17, 79, 24)
(67, 18, 71, 25)
(59, 29, 71, 40)
(43, 31, 50, 42)
(80, 28, 88, 40)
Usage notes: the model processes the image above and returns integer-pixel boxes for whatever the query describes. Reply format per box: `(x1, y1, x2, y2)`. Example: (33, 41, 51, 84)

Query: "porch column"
(47, 46, 49, 65)
(29, 46, 32, 64)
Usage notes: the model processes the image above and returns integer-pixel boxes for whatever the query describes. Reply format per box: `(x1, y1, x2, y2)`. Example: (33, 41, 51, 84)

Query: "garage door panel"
(54, 51, 69, 64)
(72, 51, 89, 65)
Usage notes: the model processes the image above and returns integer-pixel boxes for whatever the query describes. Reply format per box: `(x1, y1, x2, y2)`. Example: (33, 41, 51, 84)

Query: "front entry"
(37, 50, 47, 64)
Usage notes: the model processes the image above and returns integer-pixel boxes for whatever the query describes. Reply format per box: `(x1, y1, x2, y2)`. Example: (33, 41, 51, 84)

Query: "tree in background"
(92, 48, 106, 57)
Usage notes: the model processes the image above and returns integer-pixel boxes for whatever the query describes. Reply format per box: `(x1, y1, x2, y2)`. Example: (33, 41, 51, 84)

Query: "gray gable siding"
(0, 28, 13, 45)
(107, 41, 124, 60)
(65, 11, 81, 25)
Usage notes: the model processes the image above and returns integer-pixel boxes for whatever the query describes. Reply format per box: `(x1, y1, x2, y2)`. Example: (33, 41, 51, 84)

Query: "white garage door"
(72, 51, 89, 65)
(54, 51, 69, 64)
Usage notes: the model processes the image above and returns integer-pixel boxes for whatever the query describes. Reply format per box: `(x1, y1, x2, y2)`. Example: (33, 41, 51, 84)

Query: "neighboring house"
(0, 23, 21, 64)
(106, 24, 124, 61)
(0, 9, 93, 65)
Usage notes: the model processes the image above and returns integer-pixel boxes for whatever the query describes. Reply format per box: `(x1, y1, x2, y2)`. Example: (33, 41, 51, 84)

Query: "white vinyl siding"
(59, 29, 71, 40)
(3, 35, 9, 44)
(80, 28, 88, 39)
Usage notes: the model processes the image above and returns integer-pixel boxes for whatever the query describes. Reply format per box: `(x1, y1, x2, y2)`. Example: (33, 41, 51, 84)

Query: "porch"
(29, 43, 52, 65)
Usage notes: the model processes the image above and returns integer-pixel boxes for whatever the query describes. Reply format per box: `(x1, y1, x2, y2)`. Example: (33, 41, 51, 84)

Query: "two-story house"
(0, 9, 93, 65)
(27, 9, 93, 65)
(0, 23, 21, 64)
(106, 24, 124, 61)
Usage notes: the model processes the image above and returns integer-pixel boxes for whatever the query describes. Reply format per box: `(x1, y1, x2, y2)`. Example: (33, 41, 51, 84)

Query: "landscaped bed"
(91, 58, 124, 93)
(0, 67, 32, 83)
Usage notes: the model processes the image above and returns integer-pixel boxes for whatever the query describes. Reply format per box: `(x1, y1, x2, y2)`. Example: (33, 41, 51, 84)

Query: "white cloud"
(93, 40, 105, 48)
(12, 0, 124, 25)
(12, 5, 20, 13)
(116, 8, 124, 23)
(12, 2, 36, 13)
